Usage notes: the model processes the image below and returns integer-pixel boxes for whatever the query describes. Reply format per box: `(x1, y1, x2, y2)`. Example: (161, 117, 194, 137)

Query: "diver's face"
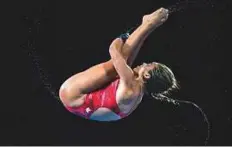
(134, 62, 157, 78)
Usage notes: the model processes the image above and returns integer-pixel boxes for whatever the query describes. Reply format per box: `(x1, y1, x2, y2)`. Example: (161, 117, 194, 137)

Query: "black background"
(3, 0, 232, 145)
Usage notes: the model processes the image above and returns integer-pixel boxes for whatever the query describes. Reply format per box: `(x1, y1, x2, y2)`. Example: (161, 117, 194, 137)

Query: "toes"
(158, 7, 168, 14)
(164, 9, 169, 14)
(159, 7, 165, 11)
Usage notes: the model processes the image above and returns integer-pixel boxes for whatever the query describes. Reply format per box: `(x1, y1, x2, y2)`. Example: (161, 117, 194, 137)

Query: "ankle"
(139, 23, 155, 35)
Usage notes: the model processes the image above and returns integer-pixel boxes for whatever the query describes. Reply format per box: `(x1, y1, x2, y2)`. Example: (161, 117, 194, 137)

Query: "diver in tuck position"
(59, 7, 179, 121)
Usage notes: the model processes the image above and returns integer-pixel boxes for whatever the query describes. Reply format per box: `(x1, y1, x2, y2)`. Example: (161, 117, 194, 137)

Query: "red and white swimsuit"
(64, 79, 127, 120)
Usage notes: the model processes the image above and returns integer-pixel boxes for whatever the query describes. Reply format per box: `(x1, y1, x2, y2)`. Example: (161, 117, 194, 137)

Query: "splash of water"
(167, 0, 215, 14)
(151, 93, 210, 145)
(21, 13, 59, 100)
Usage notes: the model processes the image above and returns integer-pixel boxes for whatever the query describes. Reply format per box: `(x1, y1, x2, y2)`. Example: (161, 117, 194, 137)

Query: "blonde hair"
(145, 62, 210, 145)
(144, 62, 179, 104)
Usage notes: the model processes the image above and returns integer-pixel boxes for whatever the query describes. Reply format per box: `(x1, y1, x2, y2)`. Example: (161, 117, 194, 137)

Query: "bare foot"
(142, 7, 169, 28)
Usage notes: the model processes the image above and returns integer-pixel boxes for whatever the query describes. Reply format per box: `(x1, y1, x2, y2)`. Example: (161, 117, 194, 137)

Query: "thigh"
(59, 60, 117, 106)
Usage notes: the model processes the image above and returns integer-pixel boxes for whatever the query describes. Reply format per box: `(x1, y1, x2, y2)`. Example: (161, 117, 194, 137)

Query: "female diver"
(59, 7, 179, 121)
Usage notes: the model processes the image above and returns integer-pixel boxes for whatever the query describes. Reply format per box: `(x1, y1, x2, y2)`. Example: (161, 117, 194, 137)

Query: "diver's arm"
(109, 39, 134, 87)
(121, 25, 151, 66)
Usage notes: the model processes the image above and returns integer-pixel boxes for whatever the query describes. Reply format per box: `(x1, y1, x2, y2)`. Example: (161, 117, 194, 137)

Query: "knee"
(59, 83, 69, 104)
(59, 83, 66, 98)
(59, 82, 76, 106)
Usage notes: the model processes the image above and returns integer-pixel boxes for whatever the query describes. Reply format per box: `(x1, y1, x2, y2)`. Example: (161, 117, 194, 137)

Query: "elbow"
(109, 45, 117, 57)
(109, 47, 114, 57)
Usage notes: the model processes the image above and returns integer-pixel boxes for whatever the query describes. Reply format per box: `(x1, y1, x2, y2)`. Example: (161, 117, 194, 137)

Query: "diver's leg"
(121, 7, 169, 66)
(59, 39, 122, 107)
(59, 8, 169, 107)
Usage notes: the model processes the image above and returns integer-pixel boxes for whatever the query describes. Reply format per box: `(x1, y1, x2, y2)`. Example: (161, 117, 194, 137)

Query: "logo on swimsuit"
(86, 107, 92, 113)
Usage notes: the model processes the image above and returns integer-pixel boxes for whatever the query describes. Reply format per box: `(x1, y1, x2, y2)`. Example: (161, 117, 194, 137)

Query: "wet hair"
(144, 62, 179, 101)
(144, 62, 210, 145)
